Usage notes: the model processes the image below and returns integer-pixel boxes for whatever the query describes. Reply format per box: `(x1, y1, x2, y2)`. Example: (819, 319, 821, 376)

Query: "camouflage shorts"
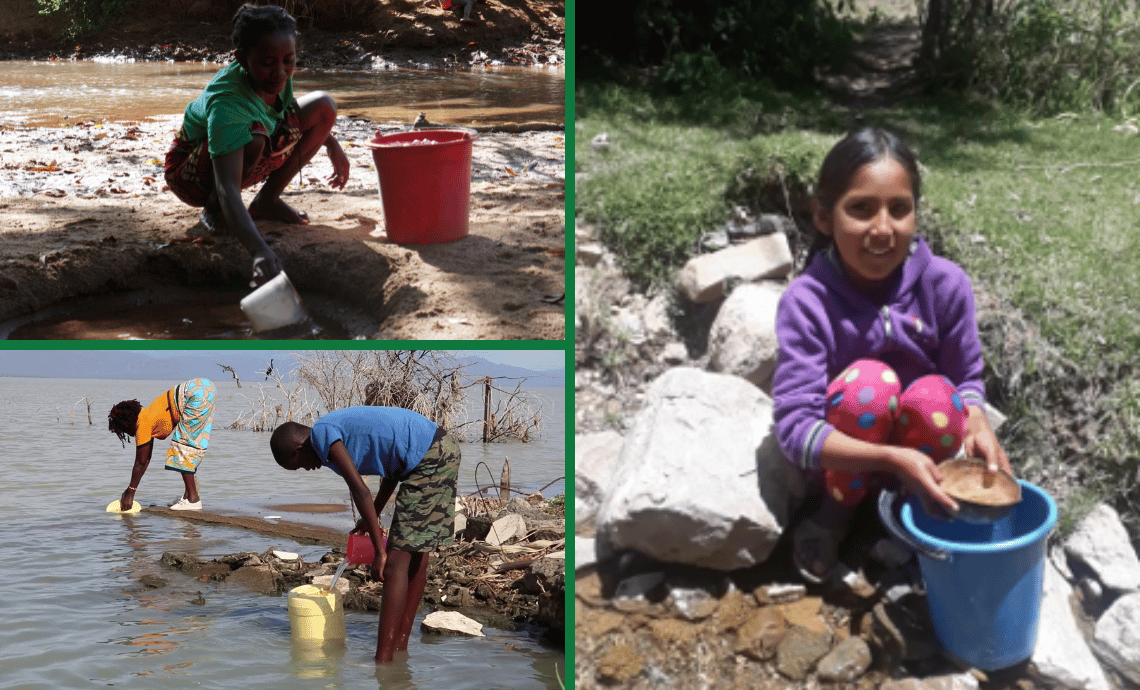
(389, 431, 461, 552)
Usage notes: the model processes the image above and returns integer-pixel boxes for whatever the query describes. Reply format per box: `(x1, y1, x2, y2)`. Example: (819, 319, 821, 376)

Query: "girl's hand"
(963, 408, 1013, 476)
(251, 247, 283, 287)
(326, 140, 350, 190)
(891, 447, 959, 518)
(120, 487, 135, 512)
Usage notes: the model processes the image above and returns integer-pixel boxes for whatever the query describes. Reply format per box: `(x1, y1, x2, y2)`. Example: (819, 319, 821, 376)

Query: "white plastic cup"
(240, 272, 306, 332)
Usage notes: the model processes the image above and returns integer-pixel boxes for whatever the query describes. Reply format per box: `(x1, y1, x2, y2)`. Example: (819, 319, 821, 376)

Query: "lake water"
(0, 375, 566, 689)
(0, 60, 564, 127)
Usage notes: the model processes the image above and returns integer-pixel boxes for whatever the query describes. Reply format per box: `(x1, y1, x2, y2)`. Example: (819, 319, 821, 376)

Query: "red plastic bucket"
(369, 128, 477, 244)
(347, 532, 386, 564)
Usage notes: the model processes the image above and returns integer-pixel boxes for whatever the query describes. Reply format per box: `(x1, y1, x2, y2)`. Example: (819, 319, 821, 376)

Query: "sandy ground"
(0, 115, 565, 339)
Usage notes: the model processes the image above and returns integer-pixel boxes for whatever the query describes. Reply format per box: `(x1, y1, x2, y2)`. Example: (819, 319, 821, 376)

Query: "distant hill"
(0, 351, 563, 387)
(449, 355, 564, 387)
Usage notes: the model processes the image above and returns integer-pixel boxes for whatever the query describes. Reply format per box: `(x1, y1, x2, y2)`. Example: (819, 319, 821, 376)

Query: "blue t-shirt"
(309, 406, 438, 480)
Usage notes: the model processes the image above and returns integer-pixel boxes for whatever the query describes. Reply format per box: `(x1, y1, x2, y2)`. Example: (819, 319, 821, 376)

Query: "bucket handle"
(399, 125, 480, 142)
(878, 489, 949, 562)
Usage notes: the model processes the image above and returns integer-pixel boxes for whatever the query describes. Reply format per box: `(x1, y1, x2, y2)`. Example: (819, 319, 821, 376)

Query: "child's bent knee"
(893, 375, 966, 460)
(298, 91, 337, 117)
(826, 359, 899, 443)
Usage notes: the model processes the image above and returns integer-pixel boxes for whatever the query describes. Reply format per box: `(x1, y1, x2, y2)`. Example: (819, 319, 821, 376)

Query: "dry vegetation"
(228, 351, 547, 444)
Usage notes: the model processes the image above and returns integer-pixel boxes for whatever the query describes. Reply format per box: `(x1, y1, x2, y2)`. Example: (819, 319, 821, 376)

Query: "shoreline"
(134, 496, 566, 644)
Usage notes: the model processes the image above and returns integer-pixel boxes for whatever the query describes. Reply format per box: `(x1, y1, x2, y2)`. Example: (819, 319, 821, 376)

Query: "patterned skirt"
(164, 108, 302, 208)
(165, 377, 217, 474)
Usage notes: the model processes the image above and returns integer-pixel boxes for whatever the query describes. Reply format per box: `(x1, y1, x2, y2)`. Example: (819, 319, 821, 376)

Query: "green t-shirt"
(180, 61, 295, 159)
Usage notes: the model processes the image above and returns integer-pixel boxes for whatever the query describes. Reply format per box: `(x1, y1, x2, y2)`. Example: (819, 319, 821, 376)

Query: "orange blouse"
(135, 386, 181, 446)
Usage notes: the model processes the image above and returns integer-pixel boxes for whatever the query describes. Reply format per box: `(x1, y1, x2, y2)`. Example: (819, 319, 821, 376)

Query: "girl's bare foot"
(249, 195, 310, 225)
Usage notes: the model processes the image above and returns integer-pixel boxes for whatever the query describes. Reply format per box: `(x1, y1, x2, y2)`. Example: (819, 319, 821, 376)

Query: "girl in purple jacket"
(772, 127, 1012, 583)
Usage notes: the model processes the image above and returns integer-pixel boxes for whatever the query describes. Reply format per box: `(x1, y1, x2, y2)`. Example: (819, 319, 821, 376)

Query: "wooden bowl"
(940, 458, 1021, 523)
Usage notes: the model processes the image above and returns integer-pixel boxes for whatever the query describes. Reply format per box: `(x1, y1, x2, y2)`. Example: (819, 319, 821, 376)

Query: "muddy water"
(0, 60, 564, 127)
(0, 286, 355, 340)
(0, 374, 565, 688)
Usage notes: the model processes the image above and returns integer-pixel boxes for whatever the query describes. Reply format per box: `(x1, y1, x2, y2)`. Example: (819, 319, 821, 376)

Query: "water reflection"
(0, 61, 564, 127)
(290, 638, 347, 680)
(372, 654, 417, 689)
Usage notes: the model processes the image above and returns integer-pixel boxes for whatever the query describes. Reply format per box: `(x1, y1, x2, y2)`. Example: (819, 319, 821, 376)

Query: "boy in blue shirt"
(270, 406, 461, 663)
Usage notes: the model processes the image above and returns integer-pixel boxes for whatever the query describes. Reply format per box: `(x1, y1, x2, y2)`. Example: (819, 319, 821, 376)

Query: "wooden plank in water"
(142, 506, 347, 547)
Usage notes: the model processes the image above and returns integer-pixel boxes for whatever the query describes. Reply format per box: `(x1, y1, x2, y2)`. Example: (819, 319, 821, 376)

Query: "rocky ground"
(137, 493, 566, 645)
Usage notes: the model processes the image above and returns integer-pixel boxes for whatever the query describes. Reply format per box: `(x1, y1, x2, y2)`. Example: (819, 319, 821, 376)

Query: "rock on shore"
(154, 496, 565, 644)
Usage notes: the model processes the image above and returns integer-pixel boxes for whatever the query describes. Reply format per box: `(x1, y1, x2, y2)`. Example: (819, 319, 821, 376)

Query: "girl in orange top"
(108, 378, 217, 511)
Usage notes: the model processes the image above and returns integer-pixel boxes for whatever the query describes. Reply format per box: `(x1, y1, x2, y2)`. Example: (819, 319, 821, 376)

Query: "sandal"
(198, 207, 231, 237)
(793, 513, 848, 585)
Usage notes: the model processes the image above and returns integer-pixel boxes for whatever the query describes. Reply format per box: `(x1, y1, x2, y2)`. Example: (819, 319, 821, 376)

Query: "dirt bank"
(0, 0, 565, 68)
(0, 116, 565, 339)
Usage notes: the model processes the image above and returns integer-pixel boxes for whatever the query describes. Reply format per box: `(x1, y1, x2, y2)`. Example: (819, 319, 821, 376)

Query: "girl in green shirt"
(165, 3, 350, 285)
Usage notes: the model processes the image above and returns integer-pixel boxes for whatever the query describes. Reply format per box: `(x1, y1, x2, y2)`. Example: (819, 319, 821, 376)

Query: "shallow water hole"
(0, 284, 377, 340)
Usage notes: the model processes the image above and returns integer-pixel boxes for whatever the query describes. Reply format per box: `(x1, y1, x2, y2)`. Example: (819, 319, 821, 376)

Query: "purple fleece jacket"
(772, 237, 986, 473)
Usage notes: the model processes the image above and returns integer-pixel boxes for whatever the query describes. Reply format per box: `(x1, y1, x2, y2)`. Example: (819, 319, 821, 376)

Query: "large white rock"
(575, 430, 624, 527)
(1032, 559, 1111, 690)
(421, 611, 485, 637)
(707, 281, 784, 391)
(1092, 592, 1140, 686)
(486, 513, 526, 546)
(596, 367, 804, 571)
(677, 234, 793, 304)
(575, 536, 598, 572)
(1064, 503, 1140, 593)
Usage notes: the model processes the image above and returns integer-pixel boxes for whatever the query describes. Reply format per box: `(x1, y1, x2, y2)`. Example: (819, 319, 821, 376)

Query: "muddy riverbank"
(0, 0, 565, 69)
(0, 116, 565, 340)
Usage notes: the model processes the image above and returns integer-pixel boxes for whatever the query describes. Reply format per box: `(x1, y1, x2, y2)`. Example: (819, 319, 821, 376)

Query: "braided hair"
(231, 3, 298, 52)
(108, 400, 142, 448)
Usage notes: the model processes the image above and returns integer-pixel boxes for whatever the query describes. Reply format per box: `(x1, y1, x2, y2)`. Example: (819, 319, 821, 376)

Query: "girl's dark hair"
(816, 126, 921, 216)
(108, 400, 142, 448)
(232, 3, 297, 52)
(807, 127, 921, 263)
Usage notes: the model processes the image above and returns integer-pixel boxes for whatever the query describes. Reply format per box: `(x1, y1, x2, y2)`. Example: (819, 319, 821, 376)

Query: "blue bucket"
(897, 480, 1057, 670)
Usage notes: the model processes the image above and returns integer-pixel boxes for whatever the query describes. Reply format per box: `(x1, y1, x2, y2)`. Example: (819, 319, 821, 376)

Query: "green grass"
(576, 82, 847, 285)
(576, 79, 1140, 530)
(908, 112, 1140, 367)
